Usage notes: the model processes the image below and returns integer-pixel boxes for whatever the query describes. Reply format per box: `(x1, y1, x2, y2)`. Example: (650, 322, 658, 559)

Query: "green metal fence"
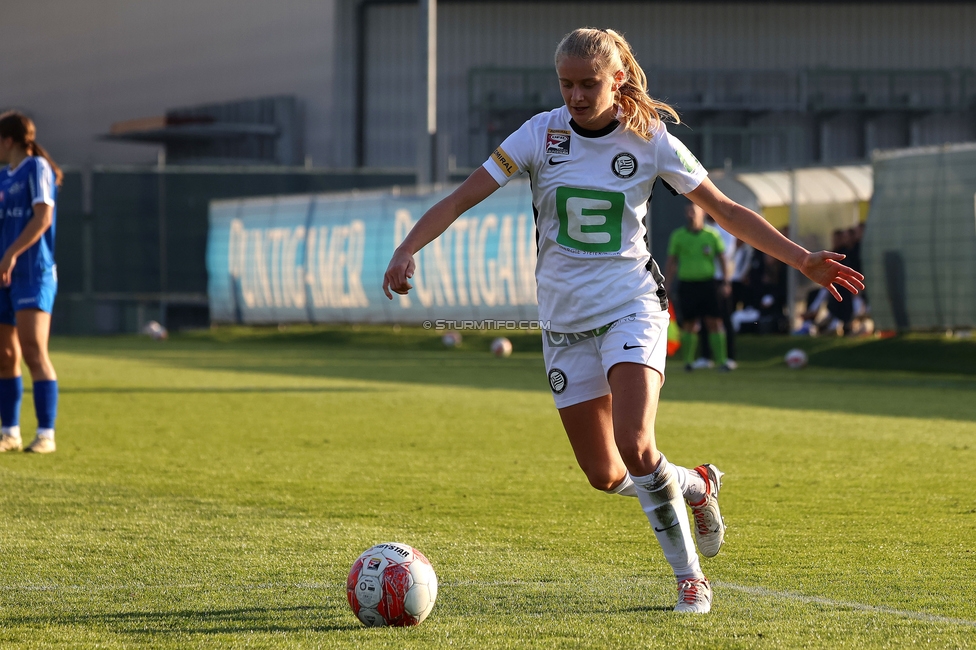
(864, 143, 976, 331)
(52, 167, 415, 334)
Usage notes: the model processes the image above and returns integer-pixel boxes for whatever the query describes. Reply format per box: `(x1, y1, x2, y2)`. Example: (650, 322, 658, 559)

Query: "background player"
(665, 203, 733, 372)
(0, 112, 61, 454)
(383, 28, 863, 613)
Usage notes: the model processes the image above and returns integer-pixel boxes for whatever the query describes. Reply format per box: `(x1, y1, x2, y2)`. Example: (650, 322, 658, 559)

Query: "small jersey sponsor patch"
(673, 140, 702, 174)
(545, 129, 571, 156)
(611, 152, 638, 179)
(491, 146, 518, 178)
(607, 313, 637, 332)
(548, 368, 567, 394)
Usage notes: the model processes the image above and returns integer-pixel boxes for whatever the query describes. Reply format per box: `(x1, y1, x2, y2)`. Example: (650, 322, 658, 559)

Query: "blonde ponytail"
(555, 28, 679, 141)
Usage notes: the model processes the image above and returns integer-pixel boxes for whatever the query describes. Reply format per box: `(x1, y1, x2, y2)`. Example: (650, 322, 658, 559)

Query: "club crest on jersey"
(548, 368, 567, 394)
(611, 152, 638, 179)
(545, 129, 571, 156)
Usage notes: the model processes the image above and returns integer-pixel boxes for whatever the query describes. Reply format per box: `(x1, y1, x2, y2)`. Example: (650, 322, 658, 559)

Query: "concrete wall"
(0, 0, 339, 167)
(2, 2, 974, 170)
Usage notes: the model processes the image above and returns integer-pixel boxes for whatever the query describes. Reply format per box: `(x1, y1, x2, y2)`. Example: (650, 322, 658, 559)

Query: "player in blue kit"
(0, 112, 61, 454)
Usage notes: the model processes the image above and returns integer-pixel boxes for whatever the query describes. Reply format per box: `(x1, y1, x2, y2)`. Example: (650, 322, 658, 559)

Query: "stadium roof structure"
(102, 96, 302, 166)
(736, 166, 872, 209)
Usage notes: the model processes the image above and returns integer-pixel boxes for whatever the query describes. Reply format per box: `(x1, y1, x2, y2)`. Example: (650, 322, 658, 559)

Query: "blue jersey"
(0, 156, 57, 282)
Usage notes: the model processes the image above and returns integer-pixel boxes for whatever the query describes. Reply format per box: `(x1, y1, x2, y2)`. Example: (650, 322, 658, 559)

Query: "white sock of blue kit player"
(672, 465, 707, 505)
(630, 456, 704, 582)
(604, 475, 638, 497)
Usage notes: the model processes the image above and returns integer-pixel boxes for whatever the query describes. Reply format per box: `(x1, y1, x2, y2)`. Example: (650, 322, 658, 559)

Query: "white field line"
(2, 580, 975, 628)
(715, 581, 976, 628)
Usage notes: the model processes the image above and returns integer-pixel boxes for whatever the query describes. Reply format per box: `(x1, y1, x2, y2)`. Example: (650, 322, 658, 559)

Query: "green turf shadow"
(50, 331, 976, 422)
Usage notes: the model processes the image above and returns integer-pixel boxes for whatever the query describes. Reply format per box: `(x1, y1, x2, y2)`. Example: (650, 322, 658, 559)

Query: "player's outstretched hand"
(799, 251, 865, 301)
(383, 247, 416, 299)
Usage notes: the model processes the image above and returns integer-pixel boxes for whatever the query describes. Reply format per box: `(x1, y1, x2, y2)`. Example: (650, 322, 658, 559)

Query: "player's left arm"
(686, 178, 864, 301)
(0, 203, 53, 286)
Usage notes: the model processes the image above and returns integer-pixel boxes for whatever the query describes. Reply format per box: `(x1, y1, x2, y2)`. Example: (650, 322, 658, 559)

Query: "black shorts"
(678, 279, 723, 322)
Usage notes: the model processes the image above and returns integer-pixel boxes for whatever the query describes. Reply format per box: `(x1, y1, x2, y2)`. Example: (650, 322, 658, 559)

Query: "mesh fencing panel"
(864, 144, 976, 331)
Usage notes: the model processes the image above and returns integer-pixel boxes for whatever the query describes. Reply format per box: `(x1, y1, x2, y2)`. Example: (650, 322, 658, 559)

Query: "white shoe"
(0, 434, 22, 452)
(724, 359, 738, 370)
(674, 577, 712, 613)
(691, 357, 714, 370)
(25, 437, 56, 454)
(690, 464, 726, 558)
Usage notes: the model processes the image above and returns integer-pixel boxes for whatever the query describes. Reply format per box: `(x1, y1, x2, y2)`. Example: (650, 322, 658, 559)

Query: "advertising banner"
(207, 181, 542, 325)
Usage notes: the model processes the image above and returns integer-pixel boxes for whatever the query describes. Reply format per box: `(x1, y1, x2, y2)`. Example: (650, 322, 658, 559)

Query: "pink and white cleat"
(674, 577, 712, 613)
(690, 464, 726, 558)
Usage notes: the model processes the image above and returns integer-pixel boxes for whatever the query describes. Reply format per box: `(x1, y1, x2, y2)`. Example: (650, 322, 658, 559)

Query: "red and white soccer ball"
(491, 337, 513, 357)
(785, 348, 809, 369)
(347, 542, 438, 627)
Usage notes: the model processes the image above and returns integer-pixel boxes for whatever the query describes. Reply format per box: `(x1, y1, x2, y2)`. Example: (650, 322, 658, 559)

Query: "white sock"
(1, 425, 20, 439)
(36, 428, 54, 440)
(630, 456, 704, 582)
(673, 465, 707, 505)
(604, 475, 638, 497)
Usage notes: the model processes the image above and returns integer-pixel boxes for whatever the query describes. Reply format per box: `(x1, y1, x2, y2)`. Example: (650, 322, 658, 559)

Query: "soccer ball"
(441, 331, 462, 347)
(784, 348, 808, 369)
(491, 337, 513, 357)
(347, 542, 438, 627)
(141, 320, 168, 341)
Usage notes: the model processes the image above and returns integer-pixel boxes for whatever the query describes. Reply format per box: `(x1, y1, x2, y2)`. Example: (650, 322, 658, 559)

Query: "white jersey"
(482, 105, 707, 332)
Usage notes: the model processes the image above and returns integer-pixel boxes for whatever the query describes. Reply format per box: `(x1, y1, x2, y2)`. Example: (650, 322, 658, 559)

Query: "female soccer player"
(0, 112, 61, 454)
(383, 28, 863, 613)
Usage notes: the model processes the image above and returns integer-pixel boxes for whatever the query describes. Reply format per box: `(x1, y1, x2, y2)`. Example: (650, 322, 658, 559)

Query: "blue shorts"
(0, 269, 57, 325)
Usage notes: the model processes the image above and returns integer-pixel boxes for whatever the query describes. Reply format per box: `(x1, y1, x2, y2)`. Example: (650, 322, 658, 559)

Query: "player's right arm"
(384, 117, 538, 299)
(383, 168, 500, 298)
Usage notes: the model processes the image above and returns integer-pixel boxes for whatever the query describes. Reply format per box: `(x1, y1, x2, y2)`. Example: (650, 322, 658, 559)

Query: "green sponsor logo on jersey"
(673, 140, 701, 174)
(555, 187, 625, 253)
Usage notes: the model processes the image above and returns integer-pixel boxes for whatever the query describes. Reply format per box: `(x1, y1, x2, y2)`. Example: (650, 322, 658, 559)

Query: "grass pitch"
(1, 328, 974, 648)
